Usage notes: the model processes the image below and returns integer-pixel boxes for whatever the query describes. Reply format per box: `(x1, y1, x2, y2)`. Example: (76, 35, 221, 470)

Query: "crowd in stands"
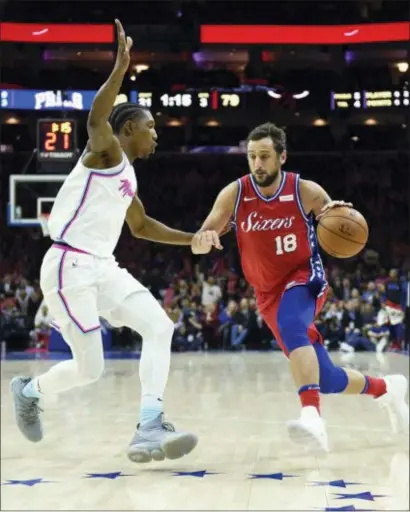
(1, 150, 409, 354)
(0, 262, 407, 354)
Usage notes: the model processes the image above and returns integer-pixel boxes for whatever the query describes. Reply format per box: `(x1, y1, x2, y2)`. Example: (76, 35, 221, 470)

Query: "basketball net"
(39, 213, 50, 237)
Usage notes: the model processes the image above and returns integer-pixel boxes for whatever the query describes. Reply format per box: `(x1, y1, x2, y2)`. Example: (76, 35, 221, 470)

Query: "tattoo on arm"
(313, 195, 331, 207)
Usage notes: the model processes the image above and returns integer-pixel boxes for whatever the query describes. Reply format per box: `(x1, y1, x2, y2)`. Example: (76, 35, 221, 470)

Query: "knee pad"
(319, 365, 348, 394)
(278, 315, 311, 353)
(315, 344, 348, 394)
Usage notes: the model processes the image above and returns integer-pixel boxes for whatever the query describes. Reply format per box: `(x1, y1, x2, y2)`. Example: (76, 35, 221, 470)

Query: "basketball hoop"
(39, 213, 50, 237)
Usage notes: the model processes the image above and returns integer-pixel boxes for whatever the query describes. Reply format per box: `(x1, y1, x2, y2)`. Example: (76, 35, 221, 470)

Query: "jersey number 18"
(274, 234, 297, 255)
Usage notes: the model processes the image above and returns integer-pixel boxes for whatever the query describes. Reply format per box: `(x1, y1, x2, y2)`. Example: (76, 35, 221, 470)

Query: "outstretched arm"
(86, 20, 132, 159)
(126, 197, 221, 249)
(126, 196, 193, 245)
(188, 181, 237, 255)
(198, 181, 238, 234)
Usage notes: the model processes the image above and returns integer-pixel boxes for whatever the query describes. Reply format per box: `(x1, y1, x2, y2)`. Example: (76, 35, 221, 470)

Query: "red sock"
(298, 385, 321, 415)
(362, 376, 387, 398)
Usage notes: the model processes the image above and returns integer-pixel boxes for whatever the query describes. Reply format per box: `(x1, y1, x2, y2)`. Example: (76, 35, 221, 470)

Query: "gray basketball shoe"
(10, 377, 43, 442)
(127, 414, 198, 463)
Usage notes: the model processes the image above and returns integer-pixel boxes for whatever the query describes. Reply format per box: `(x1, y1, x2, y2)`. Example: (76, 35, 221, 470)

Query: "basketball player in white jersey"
(11, 20, 220, 463)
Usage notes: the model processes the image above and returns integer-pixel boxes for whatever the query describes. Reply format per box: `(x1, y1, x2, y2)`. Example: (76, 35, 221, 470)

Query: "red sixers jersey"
(233, 171, 326, 297)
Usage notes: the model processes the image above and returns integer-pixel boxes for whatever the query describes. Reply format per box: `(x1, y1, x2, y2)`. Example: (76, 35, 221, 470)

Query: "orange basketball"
(317, 206, 368, 258)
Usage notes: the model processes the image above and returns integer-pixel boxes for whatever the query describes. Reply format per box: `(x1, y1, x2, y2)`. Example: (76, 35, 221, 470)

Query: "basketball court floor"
(1, 351, 409, 511)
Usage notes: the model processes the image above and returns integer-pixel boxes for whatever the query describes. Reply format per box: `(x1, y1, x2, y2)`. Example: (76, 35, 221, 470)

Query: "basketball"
(317, 206, 368, 258)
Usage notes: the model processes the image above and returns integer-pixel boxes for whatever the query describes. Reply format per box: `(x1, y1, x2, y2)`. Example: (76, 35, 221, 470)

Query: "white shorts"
(40, 244, 147, 333)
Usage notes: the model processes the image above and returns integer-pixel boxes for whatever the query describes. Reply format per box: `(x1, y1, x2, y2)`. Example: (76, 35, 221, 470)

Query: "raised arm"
(85, 20, 132, 162)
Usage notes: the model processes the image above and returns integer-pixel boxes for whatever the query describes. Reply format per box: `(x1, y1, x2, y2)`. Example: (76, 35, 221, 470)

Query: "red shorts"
(256, 277, 328, 356)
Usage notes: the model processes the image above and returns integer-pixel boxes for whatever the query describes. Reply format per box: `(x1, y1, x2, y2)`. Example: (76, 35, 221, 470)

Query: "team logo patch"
(119, 179, 134, 198)
(279, 194, 294, 202)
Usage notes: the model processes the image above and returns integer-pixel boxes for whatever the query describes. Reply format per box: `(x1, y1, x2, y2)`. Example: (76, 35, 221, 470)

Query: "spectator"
(30, 304, 53, 350)
(229, 299, 250, 350)
(15, 290, 30, 317)
(218, 300, 238, 348)
(201, 275, 222, 308)
(341, 278, 352, 301)
(342, 299, 363, 333)
(173, 301, 204, 351)
(362, 281, 381, 309)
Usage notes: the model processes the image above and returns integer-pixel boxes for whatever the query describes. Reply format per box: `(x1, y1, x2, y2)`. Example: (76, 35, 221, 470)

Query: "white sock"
(22, 378, 41, 399)
(139, 395, 163, 427)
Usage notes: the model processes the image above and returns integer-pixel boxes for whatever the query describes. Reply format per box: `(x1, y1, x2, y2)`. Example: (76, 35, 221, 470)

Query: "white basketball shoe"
(127, 413, 198, 463)
(287, 406, 329, 454)
(376, 375, 409, 434)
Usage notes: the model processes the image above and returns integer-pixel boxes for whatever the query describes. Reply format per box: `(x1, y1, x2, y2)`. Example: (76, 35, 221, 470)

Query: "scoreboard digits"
(132, 90, 242, 110)
(331, 88, 409, 109)
(138, 92, 153, 108)
(160, 93, 192, 108)
(37, 119, 77, 161)
(198, 92, 210, 108)
(220, 93, 240, 107)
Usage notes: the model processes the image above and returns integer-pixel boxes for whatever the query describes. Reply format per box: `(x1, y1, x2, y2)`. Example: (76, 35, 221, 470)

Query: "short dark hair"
(247, 122, 286, 153)
(108, 103, 150, 134)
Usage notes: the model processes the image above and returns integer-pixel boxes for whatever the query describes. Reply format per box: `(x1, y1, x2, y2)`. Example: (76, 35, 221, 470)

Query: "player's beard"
(253, 168, 280, 188)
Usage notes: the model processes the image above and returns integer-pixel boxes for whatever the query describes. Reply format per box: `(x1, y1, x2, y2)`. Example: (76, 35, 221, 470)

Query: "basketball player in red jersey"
(194, 123, 409, 452)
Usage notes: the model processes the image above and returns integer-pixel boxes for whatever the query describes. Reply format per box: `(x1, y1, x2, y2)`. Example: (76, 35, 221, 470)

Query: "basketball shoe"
(10, 376, 43, 442)
(287, 406, 329, 454)
(127, 413, 198, 463)
(376, 374, 409, 434)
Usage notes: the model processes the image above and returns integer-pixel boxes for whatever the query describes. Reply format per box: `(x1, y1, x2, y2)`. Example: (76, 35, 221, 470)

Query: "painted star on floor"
(334, 491, 387, 501)
(317, 505, 375, 512)
(311, 480, 362, 488)
(172, 470, 219, 478)
(2, 478, 54, 487)
(317, 507, 382, 511)
(84, 472, 133, 480)
(249, 473, 296, 480)
(319, 507, 357, 511)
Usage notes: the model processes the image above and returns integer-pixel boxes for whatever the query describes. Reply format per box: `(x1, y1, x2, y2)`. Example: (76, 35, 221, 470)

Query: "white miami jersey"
(48, 152, 137, 257)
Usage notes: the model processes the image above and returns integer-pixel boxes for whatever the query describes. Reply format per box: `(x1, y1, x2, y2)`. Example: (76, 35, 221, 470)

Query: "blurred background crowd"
(1, 157, 408, 354)
(0, 0, 409, 355)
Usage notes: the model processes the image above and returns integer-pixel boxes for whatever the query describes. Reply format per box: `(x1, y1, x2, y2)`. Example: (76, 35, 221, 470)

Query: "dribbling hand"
(114, 19, 133, 74)
(316, 200, 353, 221)
(191, 230, 223, 255)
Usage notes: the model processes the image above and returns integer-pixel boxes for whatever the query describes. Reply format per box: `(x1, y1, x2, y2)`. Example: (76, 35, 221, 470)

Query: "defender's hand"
(114, 19, 133, 74)
(191, 230, 223, 255)
(316, 200, 353, 221)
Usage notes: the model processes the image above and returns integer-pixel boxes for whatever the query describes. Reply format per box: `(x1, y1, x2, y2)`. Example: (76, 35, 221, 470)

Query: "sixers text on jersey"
(233, 171, 326, 296)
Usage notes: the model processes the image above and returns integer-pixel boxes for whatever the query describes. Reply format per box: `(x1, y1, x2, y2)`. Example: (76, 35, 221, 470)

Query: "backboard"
(8, 174, 67, 228)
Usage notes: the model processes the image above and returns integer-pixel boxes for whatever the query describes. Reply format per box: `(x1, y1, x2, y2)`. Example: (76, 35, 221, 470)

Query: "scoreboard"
(331, 87, 409, 110)
(131, 89, 245, 110)
(1, 86, 408, 113)
(37, 119, 77, 161)
(130, 87, 319, 111)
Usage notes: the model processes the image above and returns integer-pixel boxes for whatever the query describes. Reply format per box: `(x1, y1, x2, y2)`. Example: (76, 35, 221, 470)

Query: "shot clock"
(37, 119, 77, 161)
